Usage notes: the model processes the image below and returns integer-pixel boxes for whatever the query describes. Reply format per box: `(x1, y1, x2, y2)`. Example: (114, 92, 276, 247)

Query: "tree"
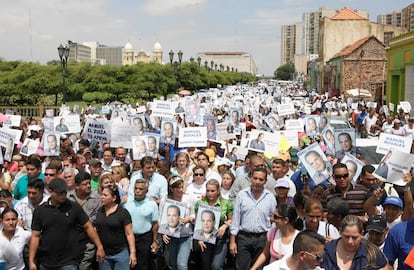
(274, 62, 295, 80)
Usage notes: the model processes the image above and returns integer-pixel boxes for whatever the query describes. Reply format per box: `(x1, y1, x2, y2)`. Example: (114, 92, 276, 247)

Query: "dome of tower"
(153, 41, 162, 52)
(125, 41, 133, 50)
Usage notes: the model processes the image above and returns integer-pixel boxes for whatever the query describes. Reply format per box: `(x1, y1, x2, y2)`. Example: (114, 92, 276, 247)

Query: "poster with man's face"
(160, 119, 177, 145)
(131, 116, 146, 135)
(42, 133, 60, 156)
(158, 199, 187, 238)
(204, 116, 217, 141)
(305, 116, 320, 136)
(131, 136, 148, 161)
(193, 204, 222, 244)
(341, 153, 365, 184)
(53, 115, 81, 133)
(297, 142, 332, 185)
(334, 129, 356, 159)
(321, 127, 335, 155)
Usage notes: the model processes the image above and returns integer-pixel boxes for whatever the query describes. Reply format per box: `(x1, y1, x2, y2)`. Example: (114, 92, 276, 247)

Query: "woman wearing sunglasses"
(186, 166, 207, 202)
(251, 203, 301, 270)
(321, 215, 389, 270)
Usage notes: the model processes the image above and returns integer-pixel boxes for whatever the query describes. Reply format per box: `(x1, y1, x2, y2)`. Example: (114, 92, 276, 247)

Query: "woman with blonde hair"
(171, 152, 193, 187)
(321, 215, 389, 270)
(112, 165, 129, 193)
(98, 172, 127, 203)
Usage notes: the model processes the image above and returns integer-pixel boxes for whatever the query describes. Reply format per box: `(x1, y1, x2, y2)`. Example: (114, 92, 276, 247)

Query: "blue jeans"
(39, 265, 78, 270)
(166, 237, 191, 270)
(99, 248, 130, 270)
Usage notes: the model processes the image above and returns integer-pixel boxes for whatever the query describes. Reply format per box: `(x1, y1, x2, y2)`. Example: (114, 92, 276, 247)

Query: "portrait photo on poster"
(334, 129, 356, 159)
(158, 199, 187, 238)
(42, 133, 60, 157)
(193, 204, 222, 244)
(373, 148, 414, 186)
(160, 119, 177, 145)
(305, 116, 320, 136)
(297, 142, 332, 185)
(341, 153, 365, 184)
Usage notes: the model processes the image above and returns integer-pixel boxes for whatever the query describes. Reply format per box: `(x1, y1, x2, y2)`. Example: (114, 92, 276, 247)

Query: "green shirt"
(91, 178, 99, 192)
(195, 197, 233, 226)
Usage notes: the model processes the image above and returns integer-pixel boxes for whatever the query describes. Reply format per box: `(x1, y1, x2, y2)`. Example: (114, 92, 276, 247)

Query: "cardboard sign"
(151, 101, 178, 118)
(158, 199, 189, 238)
(53, 115, 81, 133)
(285, 119, 304, 132)
(193, 204, 222, 244)
(110, 122, 138, 148)
(277, 103, 295, 116)
(20, 138, 39, 156)
(297, 142, 332, 185)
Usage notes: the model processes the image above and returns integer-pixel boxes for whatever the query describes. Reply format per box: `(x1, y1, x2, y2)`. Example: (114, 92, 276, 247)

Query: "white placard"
(389, 103, 394, 112)
(20, 138, 39, 156)
(248, 129, 280, 155)
(374, 148, 414, 186)
(285, 119, 304, 132)
(400, 101, 412, 112)
(4, 115, 21, 127)
(193, 204, 222, 244)
(376, 133, 412, 155)
(277, 130, 299, 148)
(42, 133, 60, 156)
(0, 128, 22, 145)
(53, 115, 81, 133)
(110, 122, 138, 148)
(216, 122, 237, 141)
(341, 153, 365, 184)
(277, 103, 295, 116)
(151, 101, 178, 118)
(178, 127, 207, 148)
(101, 106, 110, 114)
(297, 142, 332, 185)
(366, 102, 377, 108)
(84, 119, 112, 144)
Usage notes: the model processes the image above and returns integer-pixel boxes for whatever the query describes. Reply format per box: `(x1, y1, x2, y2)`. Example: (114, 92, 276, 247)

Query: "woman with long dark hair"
(251, 203, 301, 270)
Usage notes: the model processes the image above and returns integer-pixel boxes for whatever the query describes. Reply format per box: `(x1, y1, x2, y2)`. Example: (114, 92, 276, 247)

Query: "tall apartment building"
(281, 22, 302, 65)
(67, 41, 91, 63)
(96, 45, 124, 66)
(402, 3, 414, 32)
(377, 11, 402, 27)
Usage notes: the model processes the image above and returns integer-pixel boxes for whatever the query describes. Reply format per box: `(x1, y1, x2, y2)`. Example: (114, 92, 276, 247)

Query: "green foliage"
(0, 59, 256, 106)
(274, 62, 295, 80)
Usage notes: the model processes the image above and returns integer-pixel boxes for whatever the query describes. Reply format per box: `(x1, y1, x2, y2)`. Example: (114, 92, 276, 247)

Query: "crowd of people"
(1, 82, 414, 270)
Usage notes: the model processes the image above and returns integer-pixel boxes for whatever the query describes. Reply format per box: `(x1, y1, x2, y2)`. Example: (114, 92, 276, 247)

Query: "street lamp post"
(204, 60, 208, 69)
(57, 44, 70, 104)
(197, 56, 201, 67)
(169, 50, 174, 64)
(210, 60, 214, 70)
(178, 50, 183, 64)
(190, 57, 194, 63)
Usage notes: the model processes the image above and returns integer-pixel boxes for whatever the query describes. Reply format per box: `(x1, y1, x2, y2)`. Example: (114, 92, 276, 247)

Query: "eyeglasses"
(194, 173, 204, 177)
(304, 251, 323, 261)
(44, 173, 56, 177)
(333, 173, 349, 179)
(273, 214, 284, 220)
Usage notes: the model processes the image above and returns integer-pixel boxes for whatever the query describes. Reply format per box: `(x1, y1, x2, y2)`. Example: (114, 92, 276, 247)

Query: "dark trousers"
(134, 231, 153, 270)
(235, 232, 267, 270)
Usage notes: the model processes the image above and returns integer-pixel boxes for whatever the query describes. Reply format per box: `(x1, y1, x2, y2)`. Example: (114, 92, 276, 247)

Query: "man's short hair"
(292, 230, 325, 255)
(248, 167, 267, 178)
(326, 198, 349, 218)
(167, 204, 180, 215)
(272, 158, 285, 167)
(140, 156, 154, 167)
(333, 162, 348, 172)
(75, 172, 91, 185)
(27, 178, 45, 191)
(361, 164, 375, 176)
(134, 178, 149, 188)
(27, 157, 41, 169)
(338, 132, 351, 141)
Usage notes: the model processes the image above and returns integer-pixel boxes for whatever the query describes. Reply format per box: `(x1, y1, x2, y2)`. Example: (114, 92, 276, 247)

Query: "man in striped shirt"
(320, 163, 371, 219)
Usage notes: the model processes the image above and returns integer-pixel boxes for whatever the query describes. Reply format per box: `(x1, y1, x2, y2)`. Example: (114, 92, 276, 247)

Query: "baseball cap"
(169, 176, 184, 186)
(384, 196, 403, 208)
(49, 178, 67, 193)
(366, 214, 387, 233)
(274, 177, 290, 189)
(217, 157, 232, 167)
(89, 158, 102, 167)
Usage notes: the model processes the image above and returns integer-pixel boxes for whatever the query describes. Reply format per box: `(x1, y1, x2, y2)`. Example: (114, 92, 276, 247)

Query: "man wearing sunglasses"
(320, 163, 371, 219)
(263, 230, 325, 270)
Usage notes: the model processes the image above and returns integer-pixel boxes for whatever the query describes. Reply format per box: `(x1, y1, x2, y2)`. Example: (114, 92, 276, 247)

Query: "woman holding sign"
(159, 176, 195, 270)
(193, 179, 233, 270)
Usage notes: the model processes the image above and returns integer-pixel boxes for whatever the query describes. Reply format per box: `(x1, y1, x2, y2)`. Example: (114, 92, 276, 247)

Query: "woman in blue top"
(321, 215, 389, 270)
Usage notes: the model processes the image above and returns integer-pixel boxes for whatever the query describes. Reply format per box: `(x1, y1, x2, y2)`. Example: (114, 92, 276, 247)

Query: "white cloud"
(140, 0, 207, 16)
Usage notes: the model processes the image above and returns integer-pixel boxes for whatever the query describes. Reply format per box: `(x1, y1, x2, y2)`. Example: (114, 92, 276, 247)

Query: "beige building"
(135, 49, 151, 63)
(377, 11, 402, 27)
(281, 22, 302, 65)
(318, 7, 405, 92)
(152, 41, 163, 64)
(402, 3, 414, 32)
(197, 52, 257, 75)
(123, 41, 134, 65)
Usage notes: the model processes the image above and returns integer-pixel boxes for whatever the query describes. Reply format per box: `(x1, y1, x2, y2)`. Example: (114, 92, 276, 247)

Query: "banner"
(178, 127, 207, 148)
(84, 119, 112, 144)
(376, 133, 412, 155)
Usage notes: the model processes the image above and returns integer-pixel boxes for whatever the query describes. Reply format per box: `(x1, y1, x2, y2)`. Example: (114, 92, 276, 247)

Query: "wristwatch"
(153, 239, 160, 244)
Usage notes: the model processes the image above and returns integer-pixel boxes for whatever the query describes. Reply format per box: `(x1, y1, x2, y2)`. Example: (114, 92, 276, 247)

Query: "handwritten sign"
(152, 101, 177, 118)
(84, 119, 112, 144)
(277, 103, 295, 116)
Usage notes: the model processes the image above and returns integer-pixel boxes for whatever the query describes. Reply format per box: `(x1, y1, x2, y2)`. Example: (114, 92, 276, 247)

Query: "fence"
(0, 105, 61, 118)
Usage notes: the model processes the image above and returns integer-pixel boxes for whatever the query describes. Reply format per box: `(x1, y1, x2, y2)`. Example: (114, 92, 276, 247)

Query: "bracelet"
(405, 186, 411, 192)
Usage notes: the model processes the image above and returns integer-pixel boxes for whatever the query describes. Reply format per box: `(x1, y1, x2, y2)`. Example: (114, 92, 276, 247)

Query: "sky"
(0, 0, 412, 75)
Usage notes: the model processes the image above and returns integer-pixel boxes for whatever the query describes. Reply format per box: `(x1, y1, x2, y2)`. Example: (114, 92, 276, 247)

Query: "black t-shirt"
(32, 199, 89, 267)
(95, 205, 132, 255)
